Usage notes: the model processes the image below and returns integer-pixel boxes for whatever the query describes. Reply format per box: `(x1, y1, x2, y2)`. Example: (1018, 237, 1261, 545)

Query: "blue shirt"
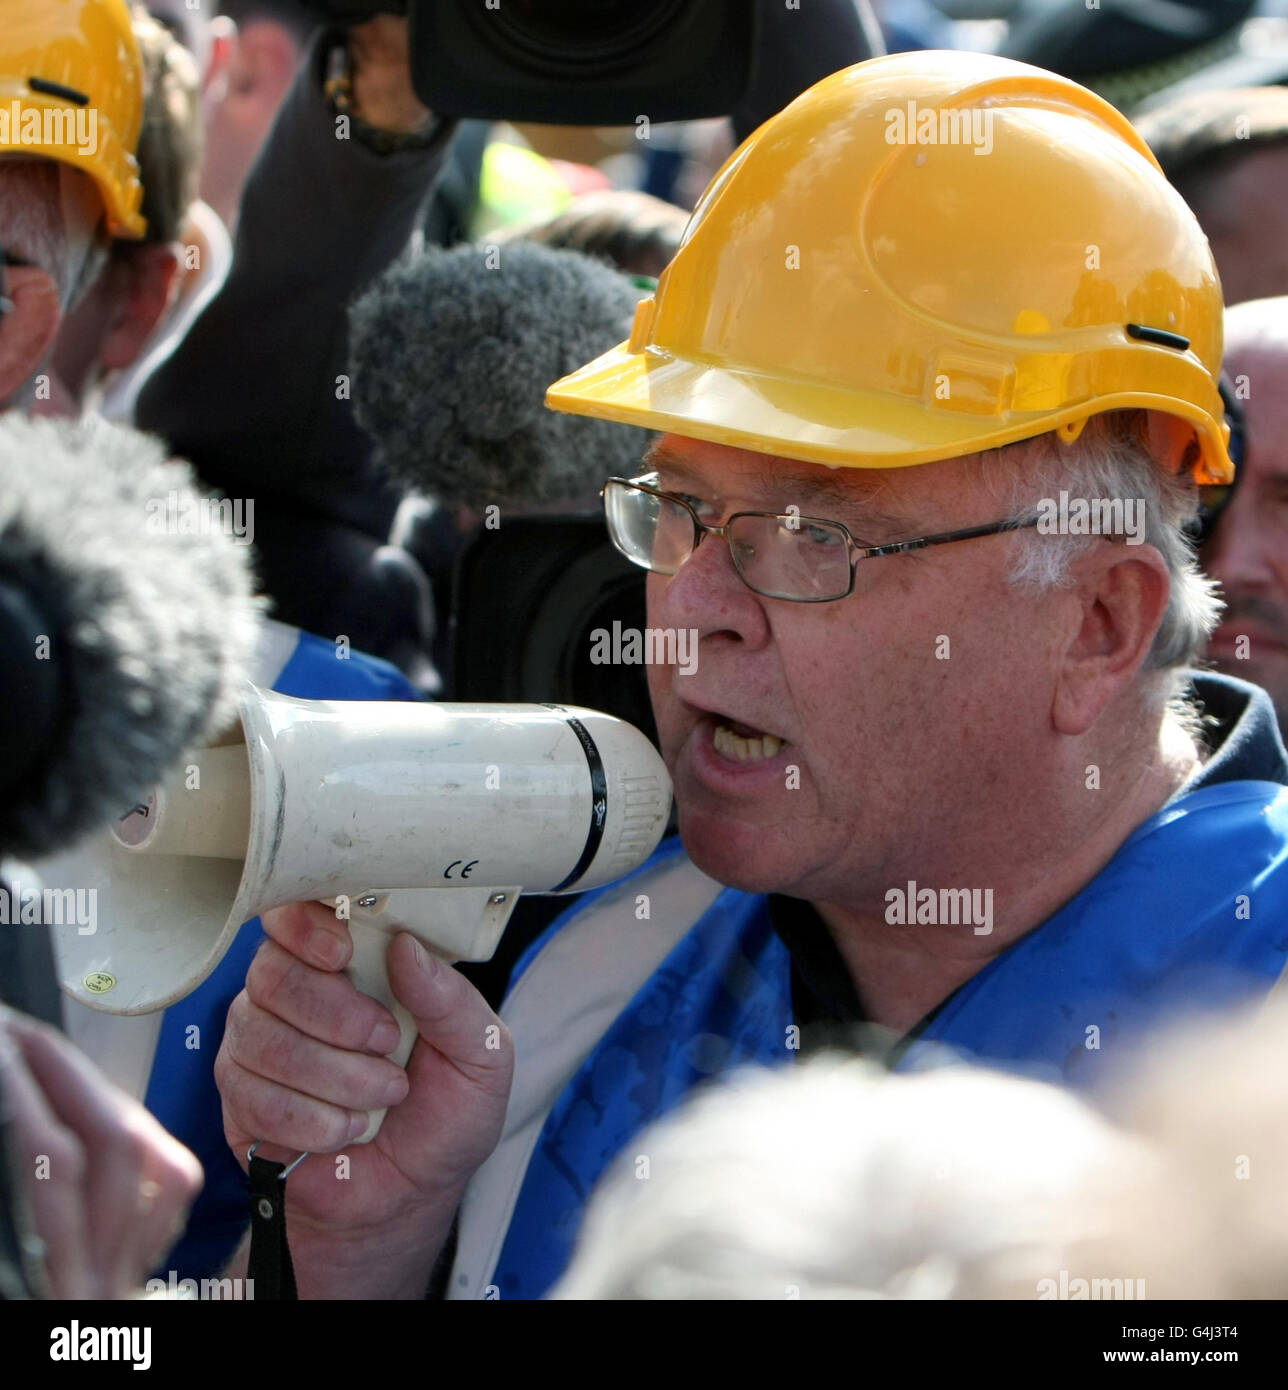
(450, 674, 1288, 1299)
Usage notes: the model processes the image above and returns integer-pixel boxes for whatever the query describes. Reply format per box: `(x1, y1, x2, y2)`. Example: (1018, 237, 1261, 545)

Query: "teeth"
(713, 723, 785, 763)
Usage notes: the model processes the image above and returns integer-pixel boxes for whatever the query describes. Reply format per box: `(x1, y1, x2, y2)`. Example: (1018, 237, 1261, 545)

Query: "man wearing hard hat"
(0, 0, 146, 408)
(217, 51, 1288, 1300)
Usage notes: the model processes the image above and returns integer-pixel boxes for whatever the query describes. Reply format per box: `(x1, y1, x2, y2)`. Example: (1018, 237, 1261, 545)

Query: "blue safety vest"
(449, 778, 1288, 1300)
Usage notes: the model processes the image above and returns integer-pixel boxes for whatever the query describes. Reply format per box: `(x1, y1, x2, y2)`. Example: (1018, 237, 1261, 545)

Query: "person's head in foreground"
(1097, 994, 1288, 1300)
(1201, 297, 1288, 737)
(550, 1053, 1156, 1300)
(0, 0, 147, 410)
(547, 51, 1239, 1012)
(553, 996, 1288, 1300)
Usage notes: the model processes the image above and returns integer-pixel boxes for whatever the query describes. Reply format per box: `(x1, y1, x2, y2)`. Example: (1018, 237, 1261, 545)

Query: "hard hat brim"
(547, 340, 1235, 487)
(0, 138, 146, 239)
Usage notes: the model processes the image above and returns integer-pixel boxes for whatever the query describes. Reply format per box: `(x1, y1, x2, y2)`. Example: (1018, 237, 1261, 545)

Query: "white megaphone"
(39, 684, 671, 1140)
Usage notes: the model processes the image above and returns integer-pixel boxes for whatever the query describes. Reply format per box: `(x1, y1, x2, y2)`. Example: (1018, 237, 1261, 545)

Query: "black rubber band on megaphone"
(543, 706, 608, 892)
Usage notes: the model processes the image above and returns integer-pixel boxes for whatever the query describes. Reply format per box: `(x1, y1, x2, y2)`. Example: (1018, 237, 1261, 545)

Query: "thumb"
(377, 934, 513, 1177)
(386, 934, 506, 1073)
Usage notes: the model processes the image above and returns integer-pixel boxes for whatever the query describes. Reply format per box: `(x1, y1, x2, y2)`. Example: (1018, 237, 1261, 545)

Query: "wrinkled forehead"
(644, 433, 893, 504)
(642, 431, 983, 528)
(1219, 348, 1288, 482)
(1222, 309, 1288, 443)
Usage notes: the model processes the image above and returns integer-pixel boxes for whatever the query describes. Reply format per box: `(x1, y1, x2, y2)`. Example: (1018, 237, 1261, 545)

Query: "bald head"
(1224, 296, 1288, 354)
(1201, 297, 1288, 733)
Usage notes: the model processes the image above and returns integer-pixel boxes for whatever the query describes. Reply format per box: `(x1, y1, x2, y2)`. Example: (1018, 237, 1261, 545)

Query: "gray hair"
(976, 410, 1223, 676)
(0, 159, 109, 311)
(551, 1054, 1155, 1300)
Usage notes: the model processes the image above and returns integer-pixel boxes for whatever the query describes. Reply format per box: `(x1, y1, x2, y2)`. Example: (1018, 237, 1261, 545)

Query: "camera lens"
(479, 0, 692, 76)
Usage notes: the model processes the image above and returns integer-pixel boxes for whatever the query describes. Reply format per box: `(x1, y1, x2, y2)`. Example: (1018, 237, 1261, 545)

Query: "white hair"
(976, 411, 1223, 677)
(551, 1054, 1155, 1300)
(0, 158, 109, 312)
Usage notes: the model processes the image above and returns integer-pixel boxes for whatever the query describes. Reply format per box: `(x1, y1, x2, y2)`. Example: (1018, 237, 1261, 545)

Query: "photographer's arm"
(136, 18, 457, 536)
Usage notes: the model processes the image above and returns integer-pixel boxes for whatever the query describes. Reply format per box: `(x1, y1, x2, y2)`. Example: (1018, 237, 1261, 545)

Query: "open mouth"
(710, 717, 790, 764)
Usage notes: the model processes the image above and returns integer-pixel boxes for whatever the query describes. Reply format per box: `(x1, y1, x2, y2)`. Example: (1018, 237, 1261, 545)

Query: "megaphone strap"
(246, 1143, 308, 1301)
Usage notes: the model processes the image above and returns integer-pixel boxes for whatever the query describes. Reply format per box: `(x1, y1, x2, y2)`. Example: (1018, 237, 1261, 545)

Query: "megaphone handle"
(344, 917, 420, 1144)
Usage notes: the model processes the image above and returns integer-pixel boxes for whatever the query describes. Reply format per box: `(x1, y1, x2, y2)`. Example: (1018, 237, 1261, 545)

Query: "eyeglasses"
(602, 473, 1041, 603)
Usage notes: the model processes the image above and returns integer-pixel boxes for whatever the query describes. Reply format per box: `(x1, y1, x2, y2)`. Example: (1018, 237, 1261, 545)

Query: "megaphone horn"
(39, 684, 672, 1141)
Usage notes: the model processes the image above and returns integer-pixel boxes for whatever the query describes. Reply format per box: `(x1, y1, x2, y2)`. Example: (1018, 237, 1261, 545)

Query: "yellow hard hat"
(547, 50, 1234, 486)
(0, 0, 146, 238)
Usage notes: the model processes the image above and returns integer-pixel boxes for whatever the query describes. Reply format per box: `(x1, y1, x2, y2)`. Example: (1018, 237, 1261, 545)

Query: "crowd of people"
(1, 0, 1286, 1309)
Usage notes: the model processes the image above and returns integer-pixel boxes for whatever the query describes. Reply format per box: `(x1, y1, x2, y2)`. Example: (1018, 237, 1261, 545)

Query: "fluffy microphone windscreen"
(0, 415, 262, 860)
(348, 241, 652, 510)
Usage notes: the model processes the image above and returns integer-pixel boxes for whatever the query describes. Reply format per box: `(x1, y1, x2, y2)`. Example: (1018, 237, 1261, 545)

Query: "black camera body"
(300, 0, 757, 123)
(300, 0, 406, 17)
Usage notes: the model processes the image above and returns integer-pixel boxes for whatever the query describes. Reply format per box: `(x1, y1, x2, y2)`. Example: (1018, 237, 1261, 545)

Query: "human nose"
(651, 517, 771, 646)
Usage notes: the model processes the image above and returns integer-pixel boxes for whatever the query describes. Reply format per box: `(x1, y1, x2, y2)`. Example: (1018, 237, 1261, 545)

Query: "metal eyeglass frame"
(602, 473, 1043, 603)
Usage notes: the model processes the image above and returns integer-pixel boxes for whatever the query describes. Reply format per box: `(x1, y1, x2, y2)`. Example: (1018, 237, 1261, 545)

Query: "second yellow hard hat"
(0, 0, 146, 239)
